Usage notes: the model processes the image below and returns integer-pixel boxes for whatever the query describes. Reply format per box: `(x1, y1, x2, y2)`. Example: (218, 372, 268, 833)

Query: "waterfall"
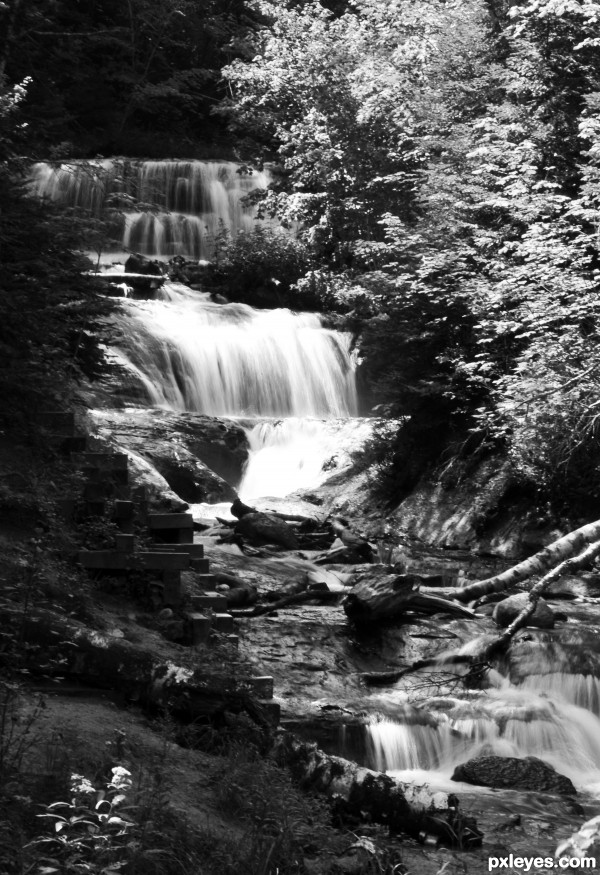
(30, 159, 272, 260)
(117, 285, 357, 418)
(31, 156, 365, 499)
(239, 417, 372, 500)
(364, 679, 600, 795)
(112, 282, 362, 497)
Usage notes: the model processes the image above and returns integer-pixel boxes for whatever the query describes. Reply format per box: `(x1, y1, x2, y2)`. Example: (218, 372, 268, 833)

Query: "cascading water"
(32, 157, 365, 496)
(363, 667, 600, 798)
(112, 283, 362, 498)
(36, 157, 600, 827)
(118, 285, 357, 418)
(30, 159, 272, 260)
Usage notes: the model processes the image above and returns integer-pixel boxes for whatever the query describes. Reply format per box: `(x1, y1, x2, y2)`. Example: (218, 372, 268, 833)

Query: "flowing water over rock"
(30, 159, 273, 260)
(366, 681, 600, 795)
(110, 282, 364, 498)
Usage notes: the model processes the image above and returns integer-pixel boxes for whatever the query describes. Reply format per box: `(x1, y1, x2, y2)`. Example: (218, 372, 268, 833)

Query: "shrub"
(209, 226, 312, 308)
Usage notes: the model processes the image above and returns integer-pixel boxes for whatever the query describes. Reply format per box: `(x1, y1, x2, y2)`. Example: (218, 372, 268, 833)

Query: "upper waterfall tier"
(115, 284, 358, 418)
(30, 159, 272, 259)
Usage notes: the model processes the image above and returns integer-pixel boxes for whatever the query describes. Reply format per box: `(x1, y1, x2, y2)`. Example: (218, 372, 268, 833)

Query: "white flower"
(109, 767, 132, 791)
(70, 774, 95, 795)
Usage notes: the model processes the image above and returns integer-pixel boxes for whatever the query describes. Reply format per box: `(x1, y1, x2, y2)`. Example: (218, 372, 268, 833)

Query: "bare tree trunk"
(272, 733, 483, 848)
(424, 518, 600, 603)
(482, 538, 600, 659)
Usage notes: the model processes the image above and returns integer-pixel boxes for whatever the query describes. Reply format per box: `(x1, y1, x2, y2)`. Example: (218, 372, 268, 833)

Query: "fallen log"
(273, 733, 482, 848)
(482, 538, 600, 660)
(429, 518, 600, 603)
(15, 608, 272, 731)
(344, 572, 477, 624)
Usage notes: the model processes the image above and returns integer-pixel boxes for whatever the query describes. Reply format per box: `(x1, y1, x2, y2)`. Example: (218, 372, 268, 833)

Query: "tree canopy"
(218, 0, 600, 512)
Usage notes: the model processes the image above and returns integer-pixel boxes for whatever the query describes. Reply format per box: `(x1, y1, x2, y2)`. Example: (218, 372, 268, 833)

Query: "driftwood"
(331, 517, 374, 562)
(429, 518, 600, 603)
(273, 733, 482, 848)
(344, 572, 477, 624)
(233, 588, 342, 617)
(360, 655, 476, 685)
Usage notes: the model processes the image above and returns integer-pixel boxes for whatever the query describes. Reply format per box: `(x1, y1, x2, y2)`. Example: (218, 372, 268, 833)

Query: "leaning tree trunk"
(482, 538, 600, 660)
(273, 733, 482, 848)
(423, 518, 600, 604)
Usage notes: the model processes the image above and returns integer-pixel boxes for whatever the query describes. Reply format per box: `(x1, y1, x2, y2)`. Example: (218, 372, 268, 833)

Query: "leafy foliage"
(221, 0, 600, 510)
(208, 225, 314, 308)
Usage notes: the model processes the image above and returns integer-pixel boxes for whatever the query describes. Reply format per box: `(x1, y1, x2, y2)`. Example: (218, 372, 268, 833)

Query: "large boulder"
(492, 592, 555, 629)
(141, 440, 235, 503)
(234, 512, 298, 549)
(123, 449, 188, 511)
(124, 253, 164, 276)
(452, 756, 576, 795)
(88, 408, 248, 499)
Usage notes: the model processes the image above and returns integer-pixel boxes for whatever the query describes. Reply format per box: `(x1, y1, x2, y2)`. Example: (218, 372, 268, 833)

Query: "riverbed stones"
(451, 755, 576, 795)
(492, 592, 555, 629)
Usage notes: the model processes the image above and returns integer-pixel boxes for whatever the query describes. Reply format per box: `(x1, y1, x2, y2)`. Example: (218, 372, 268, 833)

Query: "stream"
(35, 158, 600, 860)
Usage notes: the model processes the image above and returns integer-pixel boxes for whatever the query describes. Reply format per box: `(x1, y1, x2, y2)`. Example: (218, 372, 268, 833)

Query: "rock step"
(147, 543, 204, 558)
(185, 612, 212, 645)
(83, 481, 130, 501)
(213, 613, 234, 633)
(115, 534, 135, 553)
(194, 573, 216, 588)
(258, 699, 280, 726)
(148, 513, 194, 530)
(79, 550, 190, 571)
(57, 435, 88, 453)
(249, 676, 274, 699)
(113, 500, 135, 519)
(81, 467, 129, 486)
(192, 592, 228, 612)
(190, 558, 210, 573)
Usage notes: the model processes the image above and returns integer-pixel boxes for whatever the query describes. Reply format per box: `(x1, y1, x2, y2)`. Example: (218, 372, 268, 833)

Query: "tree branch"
(425, 518, 600, 603)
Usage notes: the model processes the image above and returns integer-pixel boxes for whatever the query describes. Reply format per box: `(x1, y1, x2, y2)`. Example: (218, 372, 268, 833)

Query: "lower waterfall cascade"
(366, 679, 600, 790)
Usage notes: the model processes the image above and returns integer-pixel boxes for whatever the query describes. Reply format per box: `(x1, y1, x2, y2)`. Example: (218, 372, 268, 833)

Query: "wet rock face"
(88, 408, 249, 499)
(493, 593, 555, 629)
(124, 449, 189, 510)
(452, 756, 576, 796)
(143, 440, 235, 503)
